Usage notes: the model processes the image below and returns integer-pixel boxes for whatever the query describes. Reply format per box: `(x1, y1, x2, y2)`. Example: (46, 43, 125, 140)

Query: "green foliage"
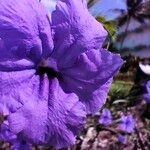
(108, 80, 133, 105)
(96, 16, 117, 41)
(87, 0, 95, 6)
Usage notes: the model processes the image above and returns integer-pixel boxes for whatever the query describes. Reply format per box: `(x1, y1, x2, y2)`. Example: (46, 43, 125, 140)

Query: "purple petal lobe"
(146, 80, 150, 94)
(0, 0, 53, 65)
(0, 70, 38, 114)
(8, 78, 86, 148)
(0, 124, 17, 143)
(60, 49, 123, 114)
(51, 0, 107, 68)
(144, 93, 150, 103)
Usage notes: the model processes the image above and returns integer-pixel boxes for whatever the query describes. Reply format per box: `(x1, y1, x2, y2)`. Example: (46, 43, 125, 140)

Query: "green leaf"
(96, 16, 118, 41)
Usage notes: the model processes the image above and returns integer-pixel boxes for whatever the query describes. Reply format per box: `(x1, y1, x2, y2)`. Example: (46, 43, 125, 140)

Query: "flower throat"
(35, 66, 60, 79)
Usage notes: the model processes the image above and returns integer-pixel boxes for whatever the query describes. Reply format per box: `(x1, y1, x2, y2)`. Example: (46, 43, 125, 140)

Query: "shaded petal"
(144, 93, 150, 103)
(0, 124, 17, 143)
(60, 49, 123, 113)
(0, 124, 31, 150)
(8, 79, 86, 149)
(0, 0, 53, 65)
(51, 0, 107, 68)
(146, 81, 150, 93)
(11, 140, 32, 150)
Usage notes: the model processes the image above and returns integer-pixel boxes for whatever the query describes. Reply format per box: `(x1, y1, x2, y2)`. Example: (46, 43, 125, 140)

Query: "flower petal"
(60, 49, 123, 113)
(120, 115, 135, 133)
(0, 59, 35, 72)
(99, 108, 112, 126)
(146, 80, 150, 93)
(144, 93, 150, 103)
(0, 69, 42, 114)
(11, 140, 32, 150)
(82, 79, 112, 114)
(0, 69, 49, 144)
(0, 0, 53, 65)
(0, 124, 17, 143)
(8, 78, 86, 148)
(51, 0, 107, 68)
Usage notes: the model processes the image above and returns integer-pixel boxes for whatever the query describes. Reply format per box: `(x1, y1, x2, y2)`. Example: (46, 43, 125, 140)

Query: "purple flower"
(146, 81, 150, 93)
(144, 94, 150, 103)
(99, 108, 112, 126)
(117, 134, 127, 144)
(144, 81, 150, 103)
(0, 0, 123, 148)
(119, 115, 135, 133)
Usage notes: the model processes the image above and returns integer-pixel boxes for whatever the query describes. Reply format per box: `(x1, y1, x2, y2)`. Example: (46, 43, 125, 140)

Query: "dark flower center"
(0, 114, 7, 124)
(35, 66, 60, 79)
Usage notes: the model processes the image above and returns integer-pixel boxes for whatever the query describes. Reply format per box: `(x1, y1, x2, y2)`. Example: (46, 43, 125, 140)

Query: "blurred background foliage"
(87, 0, 150, 106)
(86, 1, 150, 149)
(88, 0, 150, 58)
